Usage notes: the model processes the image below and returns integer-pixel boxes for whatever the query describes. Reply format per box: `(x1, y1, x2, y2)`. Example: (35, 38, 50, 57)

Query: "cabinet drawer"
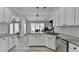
(69, 43, 79, 52)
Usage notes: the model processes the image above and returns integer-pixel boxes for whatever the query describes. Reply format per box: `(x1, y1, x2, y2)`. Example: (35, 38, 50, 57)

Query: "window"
(14, 23, 20, 33)
(24, 23, 26, 34)
(10, 23, 13, 34)
(31, 23, 44, 33)
(31, 23, 35, 33)
(40, 23, 44, 32)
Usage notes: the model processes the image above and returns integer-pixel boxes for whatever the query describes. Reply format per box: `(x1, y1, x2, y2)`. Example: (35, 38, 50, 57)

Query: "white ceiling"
(14, 7, 59, 21)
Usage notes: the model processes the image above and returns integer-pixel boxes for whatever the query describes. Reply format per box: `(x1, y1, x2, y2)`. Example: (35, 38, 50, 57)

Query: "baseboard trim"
(8, 45, 16, 52)
(45, 46, 56, 52)
(29, 46, 45, 47)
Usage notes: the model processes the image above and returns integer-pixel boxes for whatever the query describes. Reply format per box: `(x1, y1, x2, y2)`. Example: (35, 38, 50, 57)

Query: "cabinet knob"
(3, 38, 5, 40)
(74, 47, 76, 49)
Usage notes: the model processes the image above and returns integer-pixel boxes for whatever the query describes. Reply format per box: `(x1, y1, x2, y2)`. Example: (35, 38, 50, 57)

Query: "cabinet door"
(0, 38, 2, 51)
(75, 7, 79, 25)
(29, 35, 39, 46)
(14, 35, 17, 46)
(0, 8, 4, 23)
(53, 10, 59, 26)
(64, 7, 74, 25)
(51, 36, 56, 50)
(0, 37, 9, 52)
(47, 36, 56, 50)
(9, 36, 14, 49)
(69, 43, 79, 52)
(59, 8, 65, 26)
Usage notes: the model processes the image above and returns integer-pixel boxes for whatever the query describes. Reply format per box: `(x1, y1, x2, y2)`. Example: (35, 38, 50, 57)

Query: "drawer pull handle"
(74, 47, 76, 49)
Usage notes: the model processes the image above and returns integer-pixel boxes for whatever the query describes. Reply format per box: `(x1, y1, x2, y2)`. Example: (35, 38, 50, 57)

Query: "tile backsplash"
(54, 26, 79, 38)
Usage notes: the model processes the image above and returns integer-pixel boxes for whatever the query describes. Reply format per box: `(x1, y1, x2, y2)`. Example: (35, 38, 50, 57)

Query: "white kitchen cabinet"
(53, 9, 59, 26)
(0, 37, 9, 52)
(29, 34, 56, 50)
(14, 35, 17, 46)
(64, 7, 74, 25)
(69, 43, 79, 52)
(59, 8, 65, 26)
(45, 35, 56, 50)
(75, 7, 79, 25)
(29, 34, 44, 46)
(8, 35, 14, 50)
(0, 8, 5, 23)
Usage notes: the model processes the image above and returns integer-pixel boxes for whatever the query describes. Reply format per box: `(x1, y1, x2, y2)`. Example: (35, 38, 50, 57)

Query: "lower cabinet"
(0, 35, 16, 52)
(0, 37, 9, 52)
(29, 34, 56, 51)
(8, 35, 14, 50)
(69, 43, 79, 52)
(29, 34, 45, 46)
(14, 35, 17, 46)
(45, 35, 56, 50)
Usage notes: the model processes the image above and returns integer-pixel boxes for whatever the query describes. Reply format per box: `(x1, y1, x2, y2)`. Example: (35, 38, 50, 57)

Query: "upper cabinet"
(52, 7, 76, 27)
(0, 8, 5, 23)
(75, 7, 79, 25)
(52, 9, 59, 26)
(59, 8, 65, 26)
(64, 7, 75, 25)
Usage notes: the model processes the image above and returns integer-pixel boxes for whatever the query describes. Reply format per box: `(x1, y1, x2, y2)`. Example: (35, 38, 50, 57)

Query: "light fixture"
(36, 7, 39, 9)
(43, 7, 46, 9)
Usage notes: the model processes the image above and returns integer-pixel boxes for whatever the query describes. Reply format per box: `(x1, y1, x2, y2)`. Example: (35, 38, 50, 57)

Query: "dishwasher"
(56, 36, 69, 52)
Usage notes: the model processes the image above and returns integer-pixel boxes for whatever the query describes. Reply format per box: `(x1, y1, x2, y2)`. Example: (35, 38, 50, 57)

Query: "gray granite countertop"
(0, 34, 15, 38)
(57, 34, 79, 46)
